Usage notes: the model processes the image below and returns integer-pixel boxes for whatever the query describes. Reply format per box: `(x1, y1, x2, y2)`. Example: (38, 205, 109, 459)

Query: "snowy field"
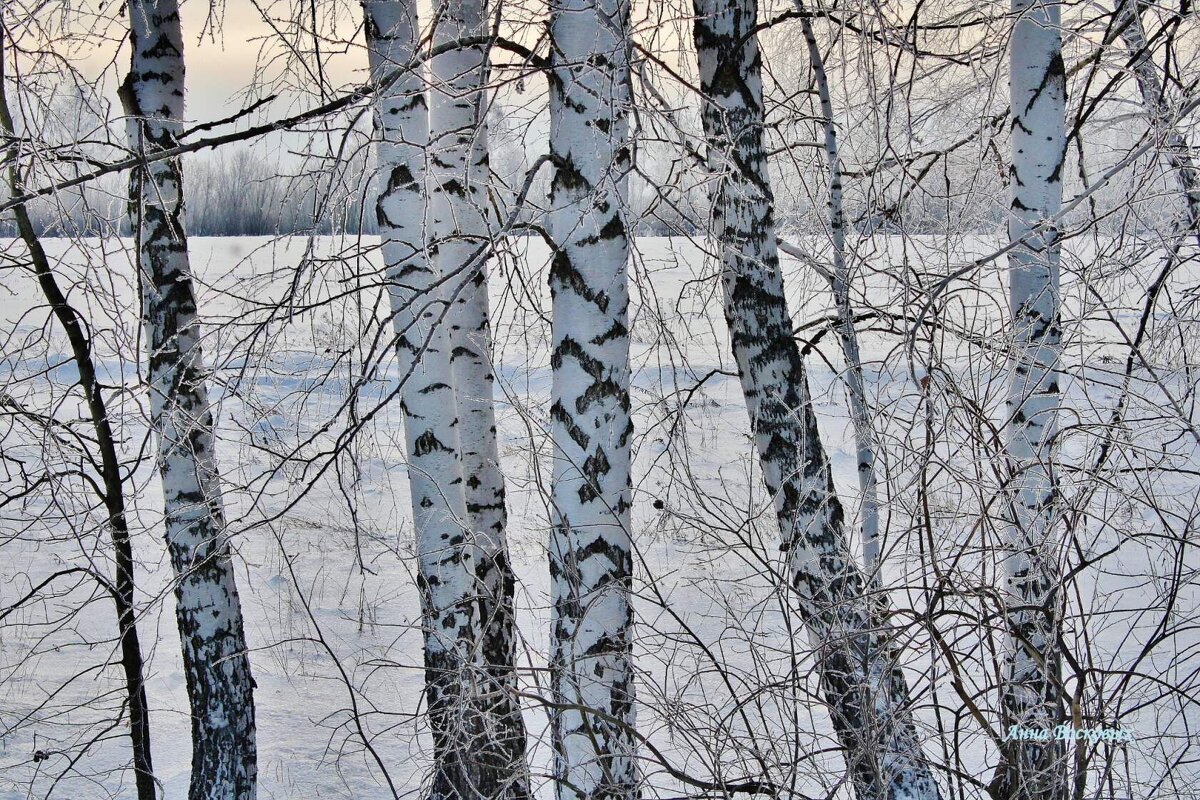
(1, 235, 1197, 799)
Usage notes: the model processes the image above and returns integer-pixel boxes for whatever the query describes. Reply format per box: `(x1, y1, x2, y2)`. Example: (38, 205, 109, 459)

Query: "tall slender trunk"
(428, 1, 531, 796)
(692, 3, 940, 799)
(796, 6, 881, 571)
(1114, 0, 1200, 232)
(990, 0, 1067, 798)
(122, 3, 256, 798)
(365, 5, 499, 799)
(0, 32, 156, 800)
(546, 0, 638, 798)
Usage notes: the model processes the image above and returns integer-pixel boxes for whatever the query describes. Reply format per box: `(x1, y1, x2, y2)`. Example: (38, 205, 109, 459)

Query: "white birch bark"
(122, 2, 256, 798)
(365, 5, 508, 799)
(547, 0, 638, 798)
(796, 7, 881, 571)
(692, 2, 939, 798)
(992, 0, 1067, 797)
(427, 1, 531, 795)
(1115, 0, 1200, 232)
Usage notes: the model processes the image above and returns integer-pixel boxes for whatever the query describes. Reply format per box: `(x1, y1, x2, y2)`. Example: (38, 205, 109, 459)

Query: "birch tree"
(1114, 0, 1200, 233)
(366, 3, 520, 798)
(427, 0, 531, 794)
(122, 2, 257, 797)
(546, 0, 638, 797)
(794, 4, 881, 571)
(692, 2, 940, 798)
(990, 0, 1067, 797)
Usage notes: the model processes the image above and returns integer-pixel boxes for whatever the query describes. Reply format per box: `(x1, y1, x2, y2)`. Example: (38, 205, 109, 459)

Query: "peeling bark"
(693, 2, 940, 798)
(546, 0, 639, 798)
(123, 3, 257, 798)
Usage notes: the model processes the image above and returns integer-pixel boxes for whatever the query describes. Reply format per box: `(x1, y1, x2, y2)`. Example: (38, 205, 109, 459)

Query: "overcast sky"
(102, 0, 691, 124)
(180, 3, 365, 124)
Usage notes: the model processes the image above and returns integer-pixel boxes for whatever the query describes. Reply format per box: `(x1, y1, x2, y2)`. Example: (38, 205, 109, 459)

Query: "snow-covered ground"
(1, 235, 1197, 799)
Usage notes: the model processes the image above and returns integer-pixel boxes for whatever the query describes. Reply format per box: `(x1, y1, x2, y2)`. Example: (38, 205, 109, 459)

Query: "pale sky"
(180, 2, 368, 124)
(66, 2, 373, 126)
(158, 0, 693, 124)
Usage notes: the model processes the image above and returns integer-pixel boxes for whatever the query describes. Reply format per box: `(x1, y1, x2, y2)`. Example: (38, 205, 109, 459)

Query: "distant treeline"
(0, 125, 1183, 239)
(0, 149, 378, 238)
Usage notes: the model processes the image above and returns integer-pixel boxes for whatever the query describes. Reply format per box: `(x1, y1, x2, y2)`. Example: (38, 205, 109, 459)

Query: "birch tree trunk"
(1115, 0, 1200, 231)
(427, 1, 531, 796)
(990, 1, 1067, 798)
(0, 35, 156, 800)
(547, 0, 638, 798)
(692, 3, 940, 798)
(122, 2, 256, 798)
(366, 5, 512, 799)
(796, 6, 881, 571)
